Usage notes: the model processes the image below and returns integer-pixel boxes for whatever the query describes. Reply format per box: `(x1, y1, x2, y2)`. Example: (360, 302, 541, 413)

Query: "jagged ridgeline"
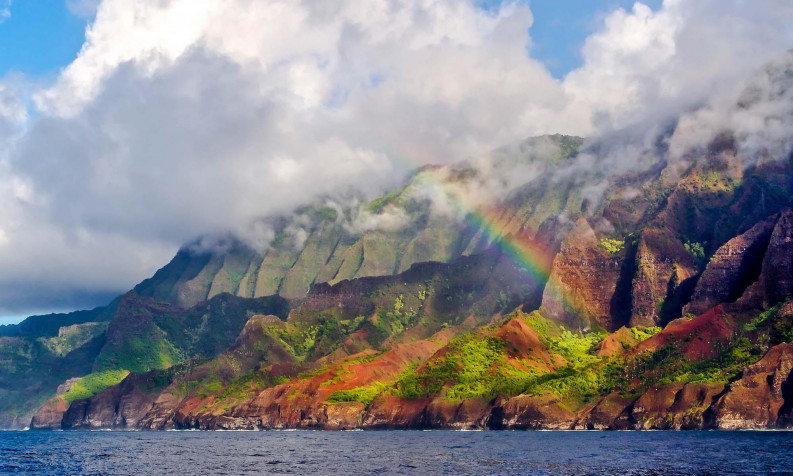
(133, 134, 586, 306)
(3, 54, 793, 430)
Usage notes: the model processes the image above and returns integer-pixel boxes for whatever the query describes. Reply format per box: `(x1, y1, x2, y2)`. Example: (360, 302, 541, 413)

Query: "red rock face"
(40, 308, 793, 431)
(29, 377, 81, 430)
(30, 398, 70, 430)
(684, 218, 776, 316)
(422, 399, 493, 430)
(630, 383, 725, 430)
(493, 318, 558, 370)
(60, 372, 169, 430)
(581, 393, 634, 430)
(362, 394, 428, 429)
(541, 218, 625, 331)
(30, 207, 793, 431)
(635, 306, 733, 361)
(709, 343, 793, 429)
(496, 394, 578, 430)
(597, 327, 638, 357)
(631, 227, 698, 327)
(20, 169, 793, 431)
(157, 326, 460, 430)
(737, 210, 793, 309)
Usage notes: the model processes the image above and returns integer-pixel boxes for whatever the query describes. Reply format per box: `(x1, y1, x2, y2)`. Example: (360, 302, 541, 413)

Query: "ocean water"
(1, 430, 792, 475)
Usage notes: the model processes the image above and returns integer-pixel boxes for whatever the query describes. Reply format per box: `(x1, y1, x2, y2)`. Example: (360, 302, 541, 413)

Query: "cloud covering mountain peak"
(0, 0, 792, 316)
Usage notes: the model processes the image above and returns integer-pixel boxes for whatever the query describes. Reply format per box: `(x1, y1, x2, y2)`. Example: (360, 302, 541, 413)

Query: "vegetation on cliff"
(4, 124, 793, 430)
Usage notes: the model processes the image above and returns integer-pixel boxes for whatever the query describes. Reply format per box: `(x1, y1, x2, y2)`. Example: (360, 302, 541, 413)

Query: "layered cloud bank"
(0, 0, 792, 316)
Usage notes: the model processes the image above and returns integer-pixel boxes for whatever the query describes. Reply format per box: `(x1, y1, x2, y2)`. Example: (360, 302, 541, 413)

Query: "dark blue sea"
(1, 430, 792, 475)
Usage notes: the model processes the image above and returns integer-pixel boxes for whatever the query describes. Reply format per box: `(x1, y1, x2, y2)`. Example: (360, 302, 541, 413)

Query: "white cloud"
(1, 0, 793, 316)
(563, 0, 793, 134)
(669, 51, 793, 167)
(346, 204, 411, 235)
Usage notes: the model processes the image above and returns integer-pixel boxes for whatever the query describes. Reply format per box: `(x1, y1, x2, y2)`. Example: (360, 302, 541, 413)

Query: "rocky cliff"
(132, 135, 585, 308)
(6, 57, 793, 430)
(46, 306, 793, 431)
(17, 142, 793, 430)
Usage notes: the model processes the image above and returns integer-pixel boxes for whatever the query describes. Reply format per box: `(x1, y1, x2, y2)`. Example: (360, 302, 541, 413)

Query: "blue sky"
(0, 0, 789, 326)
(0, 315, 25, 325)
(0, 0, 662, 80)
(0, 0, 91, 78)
(0, 1, 665, 325)
(529, 0, 663, 78)
(0, 0, 671, 326)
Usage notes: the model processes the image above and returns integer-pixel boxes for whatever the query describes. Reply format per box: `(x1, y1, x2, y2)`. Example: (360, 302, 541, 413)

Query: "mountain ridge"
(4, 55, 793, 430)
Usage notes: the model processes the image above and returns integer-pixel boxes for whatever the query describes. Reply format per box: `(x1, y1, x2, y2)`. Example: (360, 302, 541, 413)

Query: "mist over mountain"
(1, 0, 793, 434)
(1, 0, 793, 317)
(1, 49, 793, 430)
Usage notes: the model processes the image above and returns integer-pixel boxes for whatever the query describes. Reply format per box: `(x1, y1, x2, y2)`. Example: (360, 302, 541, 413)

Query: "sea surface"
(1, 430, 792, 475)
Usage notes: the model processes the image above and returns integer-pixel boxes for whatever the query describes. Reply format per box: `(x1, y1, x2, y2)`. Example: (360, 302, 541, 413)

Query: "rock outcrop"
(28, 305, 793, 431)
(684, 218, 776, 316)
(61, 372, 164, 429)
(629, 383, 724, 430)
(631, 227, 698, 327)
(497, 394, 578, 430)
(541, 218, 626, 331)
(6, 81, 793, 431)
(30, 398, 70, 430)
(737, 210, 793, 308)
(30, 378, 81, 430)
(707, 343, 793, 429)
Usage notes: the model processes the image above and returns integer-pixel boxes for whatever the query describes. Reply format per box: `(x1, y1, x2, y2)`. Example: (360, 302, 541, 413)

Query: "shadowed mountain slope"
(5, 55, 793, 429)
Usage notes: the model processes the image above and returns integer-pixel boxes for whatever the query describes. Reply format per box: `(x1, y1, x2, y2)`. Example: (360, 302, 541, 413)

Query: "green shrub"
(316, 206, 339, 222)
(366, 190, 402, 213)
(630, 326, 661, 343)
(525, 367, 602, 402)
(745, 301, 784, 331)
(772, 319, 793, 344)
(599, 238, 624, 255)
(196, 379, 223, 398)
(621, 336, 763, 387)
(393, 313, 611, 402)
(684, 241, 707, 264)
(95, 330, 182, 373)
(522, 312, 553, 342)
(393, 333, 507, 400)
(62, 370, 130, 404)
(214, 371, 274, 401)
(327, 382, 388, 406)
(548, 329, 606, 369)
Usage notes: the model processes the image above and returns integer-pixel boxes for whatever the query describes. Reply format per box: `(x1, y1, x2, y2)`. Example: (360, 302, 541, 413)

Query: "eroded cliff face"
(53, 314, 297, 430)
(9, 81, 793, 430)
(540, 218, 626, 331)
(25, 195, 793, 431)
(130, 136, 586, 308)
(736, 210, 793, 309)
(25, 294, 290, 430)
(708, 343, 793, 429)
(30, 378, 78, 430)
(684, 217, 776, 316)
(144, 325, 465, 431)
(20, 191, 793, 431)
(630, 227, 699, 327)
(537, 149, 793, 331)
(61, 373, 165, 430)
(42, 303, 792, 431)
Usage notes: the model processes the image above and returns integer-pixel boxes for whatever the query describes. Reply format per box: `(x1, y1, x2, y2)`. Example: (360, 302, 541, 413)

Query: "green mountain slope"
(134, 134, 586, 306)
(4, 56, 793, 430)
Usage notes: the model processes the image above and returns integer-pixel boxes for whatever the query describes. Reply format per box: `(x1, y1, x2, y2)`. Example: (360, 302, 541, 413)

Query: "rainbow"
(382, 141, 586, 325)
